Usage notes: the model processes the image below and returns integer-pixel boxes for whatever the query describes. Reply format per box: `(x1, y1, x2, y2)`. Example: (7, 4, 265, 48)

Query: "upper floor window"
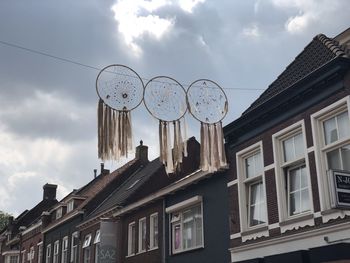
(149, 213, 159, 249)
(46, 245, 51, 263)
(29, 247, 34, 263)
(138, 218, 147, 253)
(53, 241, 59, 263)
(70, 232, 78, 263)
(236, 142, 267, 233)
(311, 96, 350, 213)
(37, 243, 43, 263)
(273, 121, 313, 223)
(8, 255, 19, 263)
(61, 236, 68, 263)
(82, 234, 92, 263)
(166, 196, 203, 254)
(127, 222, 136, 256)
(56, 207, 63, 220)
(67, 201, 74, 213)
(93, 230, 100, 263)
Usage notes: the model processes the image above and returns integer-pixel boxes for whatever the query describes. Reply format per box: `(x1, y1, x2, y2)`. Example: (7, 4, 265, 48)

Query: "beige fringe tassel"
(159, 119, 187, 174)
(200, 121, 227, 172)
(98, 99, 133, 161)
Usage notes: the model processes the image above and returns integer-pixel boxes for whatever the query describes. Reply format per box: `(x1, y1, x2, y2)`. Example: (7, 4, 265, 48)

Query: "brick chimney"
(135, 140, 148, 165)
(43, 184, 57, 200)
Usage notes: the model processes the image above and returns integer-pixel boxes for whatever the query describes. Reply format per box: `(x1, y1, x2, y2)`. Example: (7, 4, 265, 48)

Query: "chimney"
(135, 140, 148, 165)
(43, 184, 57, 200)
(94, 169, 97, 178)
(100, 163, 110, 175)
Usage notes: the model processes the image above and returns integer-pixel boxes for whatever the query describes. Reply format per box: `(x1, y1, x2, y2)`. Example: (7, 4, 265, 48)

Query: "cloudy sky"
(0, 0, 349, 216)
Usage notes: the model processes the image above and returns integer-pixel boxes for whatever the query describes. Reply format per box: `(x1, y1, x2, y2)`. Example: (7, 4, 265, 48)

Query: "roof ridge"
(316, 33, 348, 57)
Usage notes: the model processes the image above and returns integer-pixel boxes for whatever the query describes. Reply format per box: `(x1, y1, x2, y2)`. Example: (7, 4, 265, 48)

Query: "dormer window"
(56, 207, 63, 219)
(67, 200, 74, 213)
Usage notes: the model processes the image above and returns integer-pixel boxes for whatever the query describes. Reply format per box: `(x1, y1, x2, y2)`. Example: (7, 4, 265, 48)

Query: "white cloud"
(111, 0, 205, 55)
(242, 23, 261, 38)
(270, 0, 342, 34)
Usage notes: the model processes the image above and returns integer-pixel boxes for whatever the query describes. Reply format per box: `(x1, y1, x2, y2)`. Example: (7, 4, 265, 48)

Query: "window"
(8, 255, 19, 263)
(236, 142, 267, 235)
(67, 201, 74, 213)
(70, 232, 78, 263)
(37, 243, 43, 263)
(46, 245, 51, 263)
(56, 208, 62, 220)
(150, 213, 158, 249)
(273, 121, 313, 225)
(93, 230, 100, 263)
(312, 97, 350, 216)
(29, 247, 34, 263)
(127, 222, 136, 256)
(138, 218, 147, 253)
(82, 234, 92, 263)
(166, 197, 203, 254)
(21, 250, 25, 263)
(53, 241, 59, 263)
(61, 236, 68, 263)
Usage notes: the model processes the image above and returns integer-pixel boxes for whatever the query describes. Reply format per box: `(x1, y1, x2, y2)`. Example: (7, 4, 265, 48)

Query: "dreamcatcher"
(144, 76, 188, 174)
(96, 65, 144, 161)
(187, 79, 228, 172)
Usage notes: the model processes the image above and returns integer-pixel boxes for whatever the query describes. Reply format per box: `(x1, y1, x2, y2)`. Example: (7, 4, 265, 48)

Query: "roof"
(86, 158, 163, 219)
(242, 33, 349, 115)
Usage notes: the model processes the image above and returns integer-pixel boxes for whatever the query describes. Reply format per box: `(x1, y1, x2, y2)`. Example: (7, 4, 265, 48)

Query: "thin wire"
(0, 39, 265, 91)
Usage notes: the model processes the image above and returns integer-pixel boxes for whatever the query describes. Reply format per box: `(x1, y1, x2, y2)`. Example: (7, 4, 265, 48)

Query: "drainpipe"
(162, 199, 166, 263)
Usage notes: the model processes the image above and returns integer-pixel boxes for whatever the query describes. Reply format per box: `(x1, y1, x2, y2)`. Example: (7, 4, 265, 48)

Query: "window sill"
(280, 213, 314, 233)
(126, 253, 136, 258)
(321, 209, 350, 223)
(172, 245, 204, 255)
(241, 225, 269, 242)
(148, 246, 159, 251)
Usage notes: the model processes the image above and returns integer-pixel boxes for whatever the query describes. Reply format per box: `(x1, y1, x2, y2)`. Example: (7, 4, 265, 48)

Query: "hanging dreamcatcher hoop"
(96, 64, 144, 161)
(187, 79, 228, 172)
(144, 76, 188, 174)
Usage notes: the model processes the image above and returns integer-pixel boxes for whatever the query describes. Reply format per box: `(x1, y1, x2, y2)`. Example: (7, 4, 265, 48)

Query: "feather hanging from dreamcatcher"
(96, 65, 144, 161)
(187, 79, 228, 172)
(144, 76, 188, 174)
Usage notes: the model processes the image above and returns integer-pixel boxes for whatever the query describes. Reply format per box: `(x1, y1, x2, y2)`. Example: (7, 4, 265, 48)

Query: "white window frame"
(149, 213, 159, 250)
(21, 250, 25, 263)
(53, 241, 59, 263)
(56, 207, 63, 220)
(7, 255, 19, 263)
(61, 236, 68, 263)
(70, 232, 78, 263)
(127, 222, 136, 256)
(29, 247, 34, 263)
(37, 242, 43, 263)
(311, 96, 350, 222)
(167, 197, 204, 254)
(273, 120, 314, 232)
(67, 201, 74, 213)
(93, 230, 100, 263)
(236, 141, 268, 240)
(138, 217, 147, 253)
(46, 245, 51, 263)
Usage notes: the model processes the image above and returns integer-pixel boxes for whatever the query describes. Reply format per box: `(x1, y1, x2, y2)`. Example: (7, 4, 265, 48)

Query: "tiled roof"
(242, 33, 349, 115)
(86, 158, 163, 219)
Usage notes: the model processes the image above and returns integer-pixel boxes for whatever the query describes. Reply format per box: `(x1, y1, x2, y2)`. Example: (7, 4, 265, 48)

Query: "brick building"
(224, 28, 350, 262)
(0, 184, 58, 263)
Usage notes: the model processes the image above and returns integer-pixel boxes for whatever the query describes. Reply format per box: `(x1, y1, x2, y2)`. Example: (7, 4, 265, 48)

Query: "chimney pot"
(135, 139, 148, 164)
(100, 163, 104, 173)
(94, 169, 97, 178)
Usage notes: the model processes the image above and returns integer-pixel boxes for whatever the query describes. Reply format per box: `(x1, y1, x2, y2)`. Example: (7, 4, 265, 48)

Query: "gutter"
(42, 210, 84, 233)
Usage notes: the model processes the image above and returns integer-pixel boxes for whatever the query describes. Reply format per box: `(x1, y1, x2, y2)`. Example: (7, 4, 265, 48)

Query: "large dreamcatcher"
(187, 79, 228, 172)
(96, 64, 144, 161)
(144, 76, 188, 174)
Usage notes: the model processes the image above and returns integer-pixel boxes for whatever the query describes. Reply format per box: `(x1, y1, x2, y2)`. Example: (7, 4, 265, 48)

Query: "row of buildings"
(1, 28, 350, 263)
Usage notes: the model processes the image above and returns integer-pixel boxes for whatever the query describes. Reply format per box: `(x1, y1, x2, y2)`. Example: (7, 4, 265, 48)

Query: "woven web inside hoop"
(144, 76, 187, 122)
(187, 79, 228, 124)
(96, 65, 144, 111)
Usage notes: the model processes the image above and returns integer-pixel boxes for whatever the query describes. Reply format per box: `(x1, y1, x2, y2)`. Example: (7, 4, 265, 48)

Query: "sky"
(0, 0, 349, 216)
